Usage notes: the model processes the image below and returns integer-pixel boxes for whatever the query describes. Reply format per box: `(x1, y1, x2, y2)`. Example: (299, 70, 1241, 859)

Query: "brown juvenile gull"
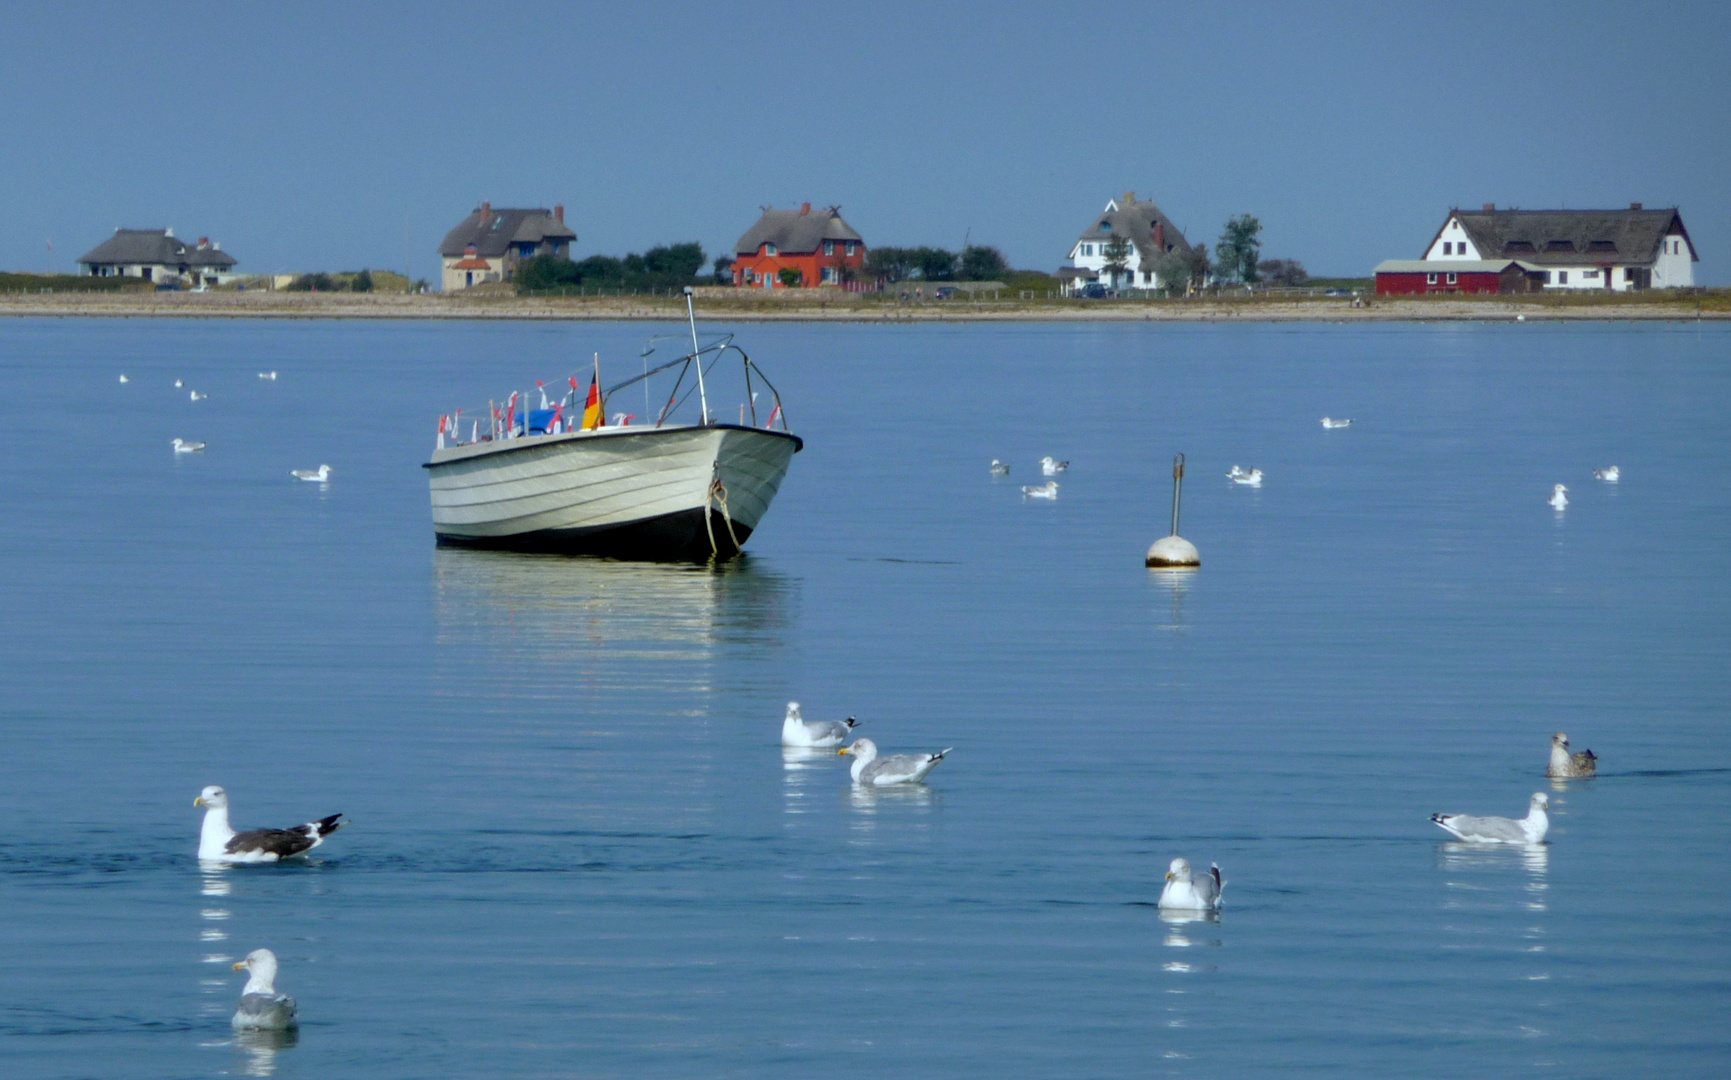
(1431, 792, 1549, 844)
(1547, 732, 1598, 778)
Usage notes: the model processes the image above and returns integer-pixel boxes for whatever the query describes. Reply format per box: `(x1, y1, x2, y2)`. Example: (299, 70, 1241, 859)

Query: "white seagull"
(231, 949, 297, 1030)
(258, 371, 279, 380)
(1431, 792, 1550, 844)
(1159, 857, 1224, 911)
(1021, 481, 1059, 499)
(989, 459, 1010, 476)
(1320, 417, 1353, 429)
(195, 785, 345, 863)
(781, 701, 861, 748)
(838, 738, 951, 786)
(174, 379, 184, 388)
(1040, 456, 1069, 476)
(1547, 732, 1598, 779)
(189, 390, 207, 401)
(171, 438, 206, 453)
(1229, 466, 1263, 487)
(291, 464, 332, 483)
(1593, 465, 1620, 483)
(118, 374, 130, 384)
(1549, 483, 1568, 510)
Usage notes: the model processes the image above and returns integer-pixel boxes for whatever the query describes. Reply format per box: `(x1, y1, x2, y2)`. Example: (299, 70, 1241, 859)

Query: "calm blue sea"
(0, 315, 1727, 1079)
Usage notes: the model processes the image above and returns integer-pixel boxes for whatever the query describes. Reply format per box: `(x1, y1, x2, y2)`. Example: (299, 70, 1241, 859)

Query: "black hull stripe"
(436, 507, 756, 561)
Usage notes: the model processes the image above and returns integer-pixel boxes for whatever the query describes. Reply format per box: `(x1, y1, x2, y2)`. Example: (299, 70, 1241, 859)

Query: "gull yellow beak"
(1165, 872, 1174, 880)
(837, 747, 851, 756)
(232, 961, 247, 971)
(194, 797, 205, 807)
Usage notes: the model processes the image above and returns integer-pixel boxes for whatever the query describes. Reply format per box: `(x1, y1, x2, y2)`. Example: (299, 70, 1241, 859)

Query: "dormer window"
(765, 243, 777, 256)
(1503, 241, 1535, 254)
(1545, 240, 1575, 253)
(1587, 240, 1616, 252)
(824, 241, 835, 256)
(1099, 221, 1112, 232)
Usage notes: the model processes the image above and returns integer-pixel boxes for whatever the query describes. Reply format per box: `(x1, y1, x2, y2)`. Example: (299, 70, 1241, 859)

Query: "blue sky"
(3, 2, 1726, 282)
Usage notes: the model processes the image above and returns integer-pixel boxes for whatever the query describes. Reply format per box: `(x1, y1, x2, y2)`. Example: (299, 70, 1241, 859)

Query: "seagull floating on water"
(189, 390, 207, 401)
(1159, 857, 1224, 911)
(1431, 792, 1549, 844)
(291, 464, 332, 483)
(174, 379, 185, 388)
(1593, 465, 1620, 482)
(1040, 456, 1069, 476)
(1320, 417, 1353, 429)
(118, 374, 130, 384)
(258, 371, 278, 380)
(989, 459, 1010, 476)
(1021, 481, 1058, 499)
(781, 701, 861, 748)
(171, 438, 206, 453)
(231, 949, 297, 1030)
(1549, 483, 1568, 510)
(1228, 466, 1263, 487)
(195, 785, 344, 863)
(838, 738, 950, 786)
(1547, 732, 1597, 778)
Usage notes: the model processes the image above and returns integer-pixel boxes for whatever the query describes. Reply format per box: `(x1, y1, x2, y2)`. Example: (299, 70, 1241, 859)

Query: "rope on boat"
(706, 469, 742, 560)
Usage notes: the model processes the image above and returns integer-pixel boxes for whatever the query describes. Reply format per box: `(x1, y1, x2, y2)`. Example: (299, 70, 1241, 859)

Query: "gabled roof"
(1376, 259, 1541, 274)
(734, 205, 862, 257)
(1435, 207, 1695, 266)
(78, 229, 237, 268)
(1074, 193, 1194, 270)
(440, 207, 575, 258)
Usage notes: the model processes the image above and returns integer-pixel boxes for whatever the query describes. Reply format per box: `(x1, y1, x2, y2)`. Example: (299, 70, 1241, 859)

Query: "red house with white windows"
(732, 203, 866, 288)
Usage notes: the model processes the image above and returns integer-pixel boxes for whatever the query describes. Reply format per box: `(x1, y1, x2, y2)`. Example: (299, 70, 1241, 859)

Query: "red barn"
(732, 203, 865, 288)
(1374, 259, 1543, 296)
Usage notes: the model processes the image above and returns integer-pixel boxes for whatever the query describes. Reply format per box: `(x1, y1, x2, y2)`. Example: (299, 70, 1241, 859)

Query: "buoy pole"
(1146, 452, 1201, 567)
(1170, 452, 1185, 537)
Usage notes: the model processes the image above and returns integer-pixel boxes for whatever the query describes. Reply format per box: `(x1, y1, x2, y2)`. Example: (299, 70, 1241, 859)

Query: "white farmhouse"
(1059, 192, 1196, 294)
(1422, 203, 1696, 290)
(76, 228, 238, 286)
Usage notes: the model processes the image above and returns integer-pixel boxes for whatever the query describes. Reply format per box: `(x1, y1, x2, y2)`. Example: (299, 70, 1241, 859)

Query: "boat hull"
(424, 424, 800, 560)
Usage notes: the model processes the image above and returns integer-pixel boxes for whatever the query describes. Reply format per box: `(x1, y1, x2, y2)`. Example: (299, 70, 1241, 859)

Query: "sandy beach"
(2, 287, 1725, 322)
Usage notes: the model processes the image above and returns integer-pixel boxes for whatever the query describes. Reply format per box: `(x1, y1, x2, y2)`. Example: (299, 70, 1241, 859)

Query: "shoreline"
(1, 291, 1725, 323)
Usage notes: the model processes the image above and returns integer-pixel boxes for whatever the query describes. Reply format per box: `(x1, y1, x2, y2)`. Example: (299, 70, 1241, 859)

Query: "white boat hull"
(424, 424, 801, 559)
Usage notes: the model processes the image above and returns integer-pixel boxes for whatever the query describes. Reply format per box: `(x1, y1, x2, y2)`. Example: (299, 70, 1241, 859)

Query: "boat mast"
(684, 286, 710, 424)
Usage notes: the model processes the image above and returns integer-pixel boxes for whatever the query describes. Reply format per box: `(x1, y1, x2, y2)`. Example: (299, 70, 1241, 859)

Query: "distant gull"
(118, 374, 130, 384)
(174, 379, 185, 388)
(1320, 417, 1353, 428)
(989, 459, 1010, 476)
(1549, 483, 1568, 510)
(781, 701, 860, 748)
(1040, 456, 1069, 476)
(291, 464, 332, 483)
(1159, 857, 1224, 911)
(1021, 481, 1059, 499)
(1547, 732, 1597, 778)
(190, 390, 208, 401)
(838, 738, 951, 786)
(1228, 466, 1263, 487)
(1593, 465, 1620, 482)
(231, 949, 297, 1030)
(258, 371, 279, 381)
(171, 438, 206, 454)
(1431, 792, 1549, 843)
(195, 786, 344, 863)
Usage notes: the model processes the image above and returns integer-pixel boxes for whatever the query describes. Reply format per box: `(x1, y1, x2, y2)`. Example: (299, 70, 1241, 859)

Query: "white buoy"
(1147, 453, 1201, 567)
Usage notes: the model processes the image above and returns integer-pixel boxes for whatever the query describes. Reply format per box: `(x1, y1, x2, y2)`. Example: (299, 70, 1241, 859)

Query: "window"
(1443, 242, 1452, 255)
(1584, 269, 1598, 279)
(845, 241, 857, 256)
(1541, 271, 1552, 283)
(1099, 221, 1111, 232)
(823, 241, 835, 256)
(1558, 271, 1568, 284)
(1426, 273, 1437, 284)
(765, 243, 776, 256)
(1545, 240, 1575, 252)
(1446, 272, 1457, 284)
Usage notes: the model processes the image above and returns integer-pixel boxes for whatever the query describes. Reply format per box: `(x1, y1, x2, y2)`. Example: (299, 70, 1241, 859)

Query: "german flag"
(581, 372, 603, 430)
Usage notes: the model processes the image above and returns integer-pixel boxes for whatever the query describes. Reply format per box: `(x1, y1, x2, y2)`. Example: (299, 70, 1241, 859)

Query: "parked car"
(934, 287, 958, 299)
(1080, 283, 1109, 299)
(1324, 288, 1352, 297)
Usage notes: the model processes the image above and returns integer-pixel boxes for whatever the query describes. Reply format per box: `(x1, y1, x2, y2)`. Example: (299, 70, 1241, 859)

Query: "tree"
(1156, 250, 1191, 295)
(958, 245, 1009, 281)
(1214, 214, 1263, 284)
(712, 255, 735, 284)
(912, 246, 958, 281)
(864, 246, 916, 283)
(641, 242, 705, 281)
(1257, 259, 1307, 286)
(517, 255, 581, 291)
(1101, 235, 1133, 287)
(778, 266, 804, 288)
(286, 272, 336, 292)
(1183, 244, 1212, 291)
(351, 269, 374, 293)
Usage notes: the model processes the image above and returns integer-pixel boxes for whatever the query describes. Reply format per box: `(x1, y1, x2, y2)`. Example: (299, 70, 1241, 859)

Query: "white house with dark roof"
(438, 202, 576, 290)
(1422, 203, 1696, 290)
(1060, 192, 1196, 294)
(77, 228, 238, 285)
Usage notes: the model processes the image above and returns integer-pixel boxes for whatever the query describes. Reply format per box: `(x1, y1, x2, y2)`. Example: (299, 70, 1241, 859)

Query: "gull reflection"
(847, 783, 936, 819)
(783, 746, 847, 815)
(234, 1028, 298, 1076)
(200, 866, 233, 896)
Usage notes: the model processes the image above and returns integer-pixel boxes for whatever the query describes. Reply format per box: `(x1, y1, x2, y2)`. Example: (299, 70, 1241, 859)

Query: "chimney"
(1482, 203, 1495, 212)
(1154, 220, 1165, 251)
(197, 237, 209, 250)
(554, 203, 564, 223)
(479, 201, 491, 221)
(1630, 202, 1643, 210)
(212, 241, 220, 251)
(800, 202, 811, 216)
(1122, 191, 1137, 206)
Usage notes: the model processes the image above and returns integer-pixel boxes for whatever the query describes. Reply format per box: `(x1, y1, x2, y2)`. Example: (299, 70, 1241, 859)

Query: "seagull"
(1159, 857, 1224, 911)
(1040, 456, 1069, 476)
(1320, 417, 1353, 429)
(258, 371, 279, 380)
(189, 390, 207, 401)
(118, 374, 130, 384)
(838, 738, 951, 786)
(1593, 465, 1620, 483)
(174, 379, 185, 388)
(1021, 481, 1058, 499)
(1549, 483, 1568, 510)
(1547, 732, 1598, 779)
(291, 465, 332, 482)
(231, 949, 297, 1030)
(781, 701, 861, 748)
(195, 786, 344, 863)
(989, 459, 1010, 476)
(1431, 792, 1549, 844)
(1229, 467, 1263, 487)
(171, 438, 206, 453)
